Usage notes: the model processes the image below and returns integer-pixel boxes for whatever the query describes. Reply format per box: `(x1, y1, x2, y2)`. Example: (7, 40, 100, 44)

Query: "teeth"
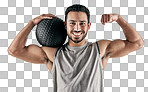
(73, 32, 82, 35)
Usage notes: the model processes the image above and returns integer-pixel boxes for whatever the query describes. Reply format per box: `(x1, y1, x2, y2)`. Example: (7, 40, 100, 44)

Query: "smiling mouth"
(72, 32, 83, 37)
(72, 31, 83, 37)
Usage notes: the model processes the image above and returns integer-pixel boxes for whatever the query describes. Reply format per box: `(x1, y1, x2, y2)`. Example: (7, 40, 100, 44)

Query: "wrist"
(29, 19, 36, 26)
(116, 15, 122, 23)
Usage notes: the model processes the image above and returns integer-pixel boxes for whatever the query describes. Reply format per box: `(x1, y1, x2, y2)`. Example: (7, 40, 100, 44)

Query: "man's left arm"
(100, 14, 144, 58)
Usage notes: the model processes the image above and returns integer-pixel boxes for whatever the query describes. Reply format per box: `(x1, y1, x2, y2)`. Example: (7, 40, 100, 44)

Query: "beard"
(67, 30, 87, 43)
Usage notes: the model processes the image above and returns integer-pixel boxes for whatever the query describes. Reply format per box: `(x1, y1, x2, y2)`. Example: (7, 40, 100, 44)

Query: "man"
(8, 4, 144, 92)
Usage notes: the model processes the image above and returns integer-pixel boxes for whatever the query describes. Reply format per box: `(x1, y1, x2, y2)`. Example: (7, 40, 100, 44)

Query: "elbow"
(7, 48, 20, 56)
(138, 39, 144, 48)
(7, 49, 15, 56)
(134, 39, 144, 49)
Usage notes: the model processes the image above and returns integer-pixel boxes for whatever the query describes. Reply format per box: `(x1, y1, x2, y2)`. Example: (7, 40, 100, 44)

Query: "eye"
(80, 23, 85, 25)
(70, 22, 75, 25)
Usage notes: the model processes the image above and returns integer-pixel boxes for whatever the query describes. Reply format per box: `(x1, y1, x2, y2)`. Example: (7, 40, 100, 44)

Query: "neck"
(68, 39, 86, 47)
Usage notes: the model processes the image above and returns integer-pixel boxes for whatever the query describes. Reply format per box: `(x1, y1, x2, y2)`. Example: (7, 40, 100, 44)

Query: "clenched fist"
(101, 13, 120, 25)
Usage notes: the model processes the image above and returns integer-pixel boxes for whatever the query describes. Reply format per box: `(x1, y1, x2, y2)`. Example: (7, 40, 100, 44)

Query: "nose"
(74, 23, 81, 31)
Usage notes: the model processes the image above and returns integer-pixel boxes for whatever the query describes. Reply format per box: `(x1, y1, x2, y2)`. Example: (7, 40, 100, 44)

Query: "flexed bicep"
(105, 39, 142, 58)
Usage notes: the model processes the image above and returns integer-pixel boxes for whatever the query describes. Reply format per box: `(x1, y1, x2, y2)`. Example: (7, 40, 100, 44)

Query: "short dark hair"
(65, 4, 90, 23)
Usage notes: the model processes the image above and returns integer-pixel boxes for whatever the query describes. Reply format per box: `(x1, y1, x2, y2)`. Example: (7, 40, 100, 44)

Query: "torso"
(43, 40, 110, 72)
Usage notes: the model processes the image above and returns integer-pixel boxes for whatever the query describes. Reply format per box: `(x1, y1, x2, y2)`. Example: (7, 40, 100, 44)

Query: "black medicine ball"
(36, 17, 67, 47)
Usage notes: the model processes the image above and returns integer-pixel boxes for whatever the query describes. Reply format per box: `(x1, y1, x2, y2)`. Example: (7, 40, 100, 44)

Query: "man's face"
(65, 11, 91, 43)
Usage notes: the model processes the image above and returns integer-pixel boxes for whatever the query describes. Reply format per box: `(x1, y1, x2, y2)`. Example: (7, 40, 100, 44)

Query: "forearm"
(8, 20, 35, 52)
(116, 15, 144, 45)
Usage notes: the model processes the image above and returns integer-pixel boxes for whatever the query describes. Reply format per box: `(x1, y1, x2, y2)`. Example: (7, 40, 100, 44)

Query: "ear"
(88, 22, 91, 30)
(64, 21, 67, 30)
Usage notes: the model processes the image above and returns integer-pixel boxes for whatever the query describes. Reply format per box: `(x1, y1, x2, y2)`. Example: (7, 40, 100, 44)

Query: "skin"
(65, 12, 91, 47)
(8, 12, 144, 72)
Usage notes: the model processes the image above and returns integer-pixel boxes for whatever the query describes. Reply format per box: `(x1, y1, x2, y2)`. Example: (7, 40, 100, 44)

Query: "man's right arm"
(7, 14, 57, 65)
(7, 20, 47, 64)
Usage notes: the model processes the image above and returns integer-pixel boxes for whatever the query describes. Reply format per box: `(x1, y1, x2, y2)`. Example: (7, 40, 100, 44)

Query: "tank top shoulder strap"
(54, 43, 67, 57)
(55, 47, 60, 57)
(95, 41, 100, 55)
(54, 45, 63, 57)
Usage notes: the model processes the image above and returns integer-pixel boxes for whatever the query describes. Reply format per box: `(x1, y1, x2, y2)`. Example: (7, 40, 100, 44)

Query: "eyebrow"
(68, 20, 87, 22)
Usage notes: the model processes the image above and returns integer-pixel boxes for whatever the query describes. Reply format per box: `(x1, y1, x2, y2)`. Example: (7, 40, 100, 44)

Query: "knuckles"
(41, 14, 45, 16)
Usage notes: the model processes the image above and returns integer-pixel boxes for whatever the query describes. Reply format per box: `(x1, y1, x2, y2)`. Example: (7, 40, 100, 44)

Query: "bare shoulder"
(97, 40, 112, 69)
(97, 40, 111, 58)
(41, 46, 59, 72)
(41, 46, 58, 63)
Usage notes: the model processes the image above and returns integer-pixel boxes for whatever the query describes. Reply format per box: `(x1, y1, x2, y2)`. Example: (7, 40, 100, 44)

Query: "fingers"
(41, 14, 57, 18)
(101, 14, 112, 25)
(103, 15, 105, 25)
(42, 16, 53, 19)
(101, 16, 103, 25)
(101, 14, 106, 25)
(32, 13, 57, 25)
(36, 14, 57, 20)
(108, 14, 110, 22)
(101, 15, 104, 25)
(105, 15, 108, 23)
